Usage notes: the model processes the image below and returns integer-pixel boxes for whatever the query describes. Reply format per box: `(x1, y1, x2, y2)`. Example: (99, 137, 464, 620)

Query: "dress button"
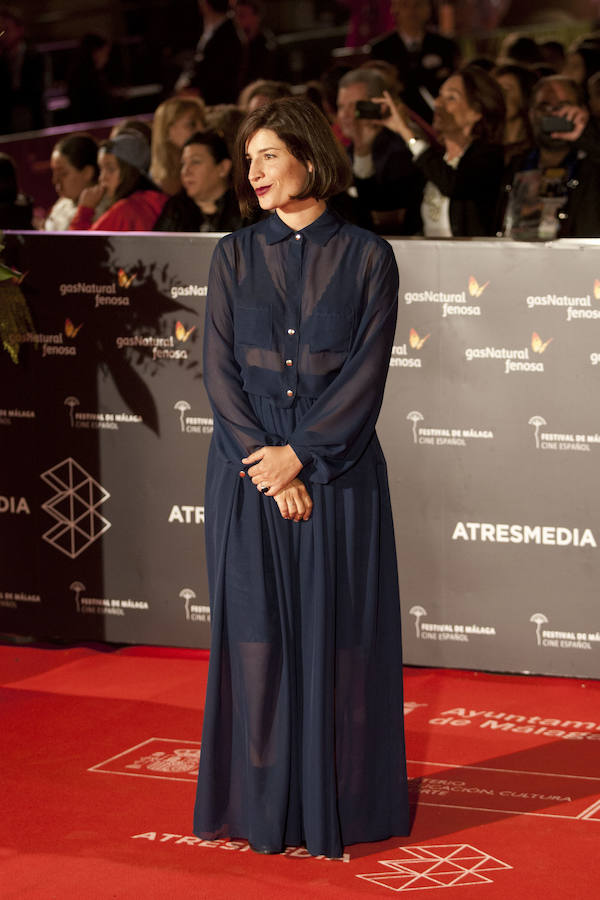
(287, 328, 295, 335)
(294, 233, 301, 240)
(285, 359, 293, 367)
(286, 389, 294, 397)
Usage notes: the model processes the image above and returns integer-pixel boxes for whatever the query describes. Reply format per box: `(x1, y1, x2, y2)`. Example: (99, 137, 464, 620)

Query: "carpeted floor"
(1, 641, 599, 898)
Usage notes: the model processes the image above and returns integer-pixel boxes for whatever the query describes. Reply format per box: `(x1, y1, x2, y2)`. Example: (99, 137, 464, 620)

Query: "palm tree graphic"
(64, 396, 80, 427)
(528, 416, 547, 450)
(409, 605, 427, 638)
(179, 588, 196, 620)
(530, 613, 549, 646)
(174, 400, 191, 432)
(70, 581, 86, 613)
(407, 411, 424, 444)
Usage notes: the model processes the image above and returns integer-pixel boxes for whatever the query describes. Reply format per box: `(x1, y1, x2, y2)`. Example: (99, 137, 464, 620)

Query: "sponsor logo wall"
(0, 233, 216, 648)
(1, 235, 599, 676)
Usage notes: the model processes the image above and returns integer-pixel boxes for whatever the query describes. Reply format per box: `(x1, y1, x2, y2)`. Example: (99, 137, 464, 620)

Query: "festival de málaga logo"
(464, 331, 553, 374)
(528, 414, 600, 452)
(179, 588, 210, 623)
(529, 612, 600, 651)
(403, 274, 489, 318)
(406, 410, 493, 447)
(173, 400, 213, 434)
(63, 395, 142, 430)
(390, 328, 430, 368)
(525, 277, 600, 321)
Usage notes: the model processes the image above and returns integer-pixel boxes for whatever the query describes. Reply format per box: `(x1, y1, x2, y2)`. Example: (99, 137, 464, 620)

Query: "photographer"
(336, 67, 423, 234)
(503, 75, 600, 239)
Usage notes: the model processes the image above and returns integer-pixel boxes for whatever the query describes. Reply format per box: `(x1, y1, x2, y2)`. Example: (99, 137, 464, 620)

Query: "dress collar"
(263, 206, 343, 246)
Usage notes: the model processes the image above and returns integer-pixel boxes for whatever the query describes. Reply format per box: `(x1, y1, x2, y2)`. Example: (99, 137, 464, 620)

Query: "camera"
(540, 115, 575, 134)
(355, 99, 388, 120)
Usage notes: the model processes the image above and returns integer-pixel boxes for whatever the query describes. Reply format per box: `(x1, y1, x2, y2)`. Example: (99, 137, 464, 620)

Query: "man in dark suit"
(176, 0, 244, 105)
(370, 0, 459, 122)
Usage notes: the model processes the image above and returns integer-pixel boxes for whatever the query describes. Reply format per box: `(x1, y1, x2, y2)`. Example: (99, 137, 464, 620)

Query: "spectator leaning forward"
(70, 132, 167, 231)
(45, 134, 99, 231)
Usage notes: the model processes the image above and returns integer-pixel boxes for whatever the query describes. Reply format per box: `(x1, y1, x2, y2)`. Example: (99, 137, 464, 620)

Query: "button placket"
(283, 232, 303, 404)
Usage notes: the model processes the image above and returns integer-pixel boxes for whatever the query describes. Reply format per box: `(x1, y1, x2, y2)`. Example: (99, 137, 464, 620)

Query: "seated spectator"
(370, 0, 460, 123)
(239, 79, 293, 113)
(0, 153, 32, 229)
(0, 5, 44, 132)
(67, 34, 115, 123)
(150, 97, 206, 195)
(175, 0, 244, 105)
(497, 34, 543, 67)
(70, 133, 167, 231)
(493, 63, 538, 163)
(45, 134, 99, 231)
(203, 104, 246, 156)
(110, 118, 153, 143)
(154, 130, 247, 232)
(503, 75, 600, 239)
(233, 0, 277, 85)
(378, 64, 505, 236)
(336, 67, 423, 234)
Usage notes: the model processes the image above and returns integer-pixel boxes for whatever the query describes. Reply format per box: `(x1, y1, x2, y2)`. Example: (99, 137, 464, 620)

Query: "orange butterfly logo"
(175, 321, 196, 342)
(65, 318, 83, 338)
(531, 331, 553, 354)
(594, 279, 600, 301)
(118, 268, 136, 288)
(409, 327, 430, 350)
(468, 275, 489, 298)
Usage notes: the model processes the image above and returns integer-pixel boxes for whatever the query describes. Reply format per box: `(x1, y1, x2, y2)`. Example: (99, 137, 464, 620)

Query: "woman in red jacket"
(70, 132, 167, 231)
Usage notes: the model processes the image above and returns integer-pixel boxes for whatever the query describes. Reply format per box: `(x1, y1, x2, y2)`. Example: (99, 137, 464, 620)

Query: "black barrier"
(1, 232, 599, 678)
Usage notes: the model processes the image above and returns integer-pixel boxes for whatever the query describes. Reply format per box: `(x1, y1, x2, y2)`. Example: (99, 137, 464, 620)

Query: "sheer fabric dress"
(193, 207, 409, 858)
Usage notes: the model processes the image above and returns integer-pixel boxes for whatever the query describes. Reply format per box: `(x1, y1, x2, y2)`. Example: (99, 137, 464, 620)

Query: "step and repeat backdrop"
(1, 232, 599, 679)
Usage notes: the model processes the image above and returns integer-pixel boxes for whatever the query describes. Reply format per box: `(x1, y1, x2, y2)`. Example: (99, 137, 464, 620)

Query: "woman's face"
(50, 150, 95, 202)
(495, 73, 523, 122)
(434, 75, 482, 140)
(181, 143, 229, 204)
(98, 150, 121, 199)
(245, 128, 312, 213)
(168, 111, 203, 148)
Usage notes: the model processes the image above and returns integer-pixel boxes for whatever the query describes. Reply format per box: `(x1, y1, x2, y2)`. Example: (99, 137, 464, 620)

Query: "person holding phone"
(193, 96, 410, 859)
(502, 75, 600, 239)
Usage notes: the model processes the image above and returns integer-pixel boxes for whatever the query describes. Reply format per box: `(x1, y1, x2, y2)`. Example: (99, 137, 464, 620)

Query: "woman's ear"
(307, 160, 314, 174)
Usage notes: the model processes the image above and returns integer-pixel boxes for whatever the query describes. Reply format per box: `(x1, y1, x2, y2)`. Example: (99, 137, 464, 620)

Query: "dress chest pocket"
(234, 305, 272, 348)
(308, 312, 354, 353)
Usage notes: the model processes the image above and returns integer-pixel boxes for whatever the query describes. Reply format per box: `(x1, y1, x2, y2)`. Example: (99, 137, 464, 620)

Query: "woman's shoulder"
(337, 215, 396, 259)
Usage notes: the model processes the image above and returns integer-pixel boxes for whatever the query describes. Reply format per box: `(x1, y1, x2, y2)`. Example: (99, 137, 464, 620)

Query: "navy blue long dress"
(193, 207, 409, 858)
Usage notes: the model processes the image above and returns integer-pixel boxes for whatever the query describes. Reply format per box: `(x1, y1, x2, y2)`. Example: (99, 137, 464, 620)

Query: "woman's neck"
(444, 135, 471, 161)
(194, 185, 228, 215)
(276, 198, 326, 231)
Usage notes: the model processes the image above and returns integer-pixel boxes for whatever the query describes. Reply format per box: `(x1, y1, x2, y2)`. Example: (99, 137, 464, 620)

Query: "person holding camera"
(374, 64, 506, 237)
(336, 67, 423, 234)
(502, 75, 600, 239)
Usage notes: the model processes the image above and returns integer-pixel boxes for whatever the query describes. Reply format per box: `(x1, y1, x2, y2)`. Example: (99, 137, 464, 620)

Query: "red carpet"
(2, 641, 599, 898)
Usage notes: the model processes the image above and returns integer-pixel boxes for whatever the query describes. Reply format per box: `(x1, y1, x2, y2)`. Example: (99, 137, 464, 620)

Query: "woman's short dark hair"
(234, 97, 352, 217)
(54, 133, 99, 179)
(0, 152, 18, 204)
(184, 130, 231, 164)
(459, 65, 506, 145)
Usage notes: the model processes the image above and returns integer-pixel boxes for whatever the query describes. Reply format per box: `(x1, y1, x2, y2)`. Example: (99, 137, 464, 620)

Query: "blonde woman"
(150, 96, 206, 195)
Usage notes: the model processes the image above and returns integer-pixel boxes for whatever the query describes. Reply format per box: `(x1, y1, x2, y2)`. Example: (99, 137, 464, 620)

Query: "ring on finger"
(259, 482, 269, 493)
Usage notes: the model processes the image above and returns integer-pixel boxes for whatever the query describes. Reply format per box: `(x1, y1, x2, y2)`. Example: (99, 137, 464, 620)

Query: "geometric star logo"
(356, 844, 512, 892)
(41, 458, 111, 558)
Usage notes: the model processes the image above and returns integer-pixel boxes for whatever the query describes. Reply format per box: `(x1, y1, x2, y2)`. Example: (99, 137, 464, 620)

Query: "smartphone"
(355, 99, 388, 120)
(540, 115, 575, 134)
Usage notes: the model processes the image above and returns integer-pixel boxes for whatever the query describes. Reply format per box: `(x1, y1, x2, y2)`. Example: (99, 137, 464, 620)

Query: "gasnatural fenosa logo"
(403, 274, 489, 318)
(464, 332, 553, 374)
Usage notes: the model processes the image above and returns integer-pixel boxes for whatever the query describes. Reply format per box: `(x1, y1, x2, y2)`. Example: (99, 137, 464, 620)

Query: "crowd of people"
(4, 0, 600, 240)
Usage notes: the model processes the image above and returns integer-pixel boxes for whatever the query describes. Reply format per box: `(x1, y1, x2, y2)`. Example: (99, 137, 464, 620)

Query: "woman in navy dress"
(194, 97, 409, 859)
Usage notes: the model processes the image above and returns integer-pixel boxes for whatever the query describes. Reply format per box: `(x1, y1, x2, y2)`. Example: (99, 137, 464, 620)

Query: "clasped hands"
(240, 444, 313, 522)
